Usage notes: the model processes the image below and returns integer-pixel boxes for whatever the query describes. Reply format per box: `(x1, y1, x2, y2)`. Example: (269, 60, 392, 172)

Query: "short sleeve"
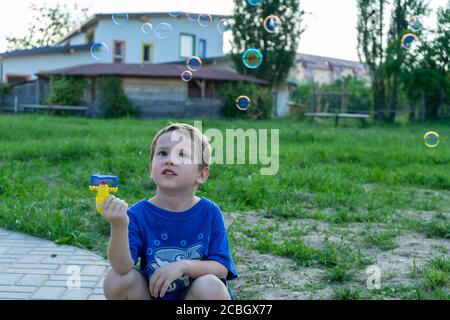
(127, 209, 142, 265)
(207, 208, 238, 281)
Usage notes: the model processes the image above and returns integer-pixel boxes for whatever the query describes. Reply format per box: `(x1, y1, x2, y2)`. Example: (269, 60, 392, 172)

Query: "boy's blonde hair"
(150, 123, 211, 170)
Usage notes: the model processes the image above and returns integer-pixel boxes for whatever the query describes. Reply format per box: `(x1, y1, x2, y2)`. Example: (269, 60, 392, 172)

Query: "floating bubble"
(236, 96, 251, 111)
(141, 23, 153, 34)
(408, 15, 423, 32)
(112, 13, 128, 26)
(424, 131, 440, 148)
(263, 15, 282, 33)
(401, 33, 418, 49)
(217, 18, 234, 33)
(186, 56, 202, 72)
(169, 12, 182, 18)
(181, 70, 193, 82)
(90, 42, 109, 61)
(154, 22, 173, 39)
(198, 14, 213, 27)
(247, 0, 263, 6)
(242, 48, 263, 69)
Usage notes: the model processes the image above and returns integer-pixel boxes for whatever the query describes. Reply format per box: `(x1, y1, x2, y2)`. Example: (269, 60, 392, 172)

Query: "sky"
(0, 0, 448, 61)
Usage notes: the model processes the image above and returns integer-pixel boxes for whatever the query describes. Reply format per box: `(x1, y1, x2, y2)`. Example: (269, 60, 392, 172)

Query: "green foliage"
(6, 3, 89, 51)
(357, 0, 449, 121)
(0, 83, 10, 98)
(47, 76, 87, 106)
(231, 0, 304, 87)
(293, 76, 372, 113)
(218, 82, 273, 119)
(98, 76, 136, 118)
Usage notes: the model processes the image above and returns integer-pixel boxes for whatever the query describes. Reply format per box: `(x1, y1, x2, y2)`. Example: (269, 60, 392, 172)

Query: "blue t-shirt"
(127, 196, 238, 300)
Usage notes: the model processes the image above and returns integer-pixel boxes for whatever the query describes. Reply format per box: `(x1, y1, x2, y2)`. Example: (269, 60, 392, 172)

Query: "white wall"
(1, 14, 225, 82)
(94, 15, 224, 64)
(1, 50, 93, 82)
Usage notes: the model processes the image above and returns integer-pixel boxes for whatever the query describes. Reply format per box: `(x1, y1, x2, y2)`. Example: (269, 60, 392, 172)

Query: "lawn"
(0, 114, 449, 299)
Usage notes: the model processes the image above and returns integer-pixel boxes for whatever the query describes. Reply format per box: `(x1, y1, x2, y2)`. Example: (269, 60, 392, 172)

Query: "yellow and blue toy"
(88, 175, 119, 214)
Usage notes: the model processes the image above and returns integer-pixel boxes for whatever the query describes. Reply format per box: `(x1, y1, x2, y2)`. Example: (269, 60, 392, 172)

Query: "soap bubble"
(141, 23, 153, 34)
(217, 18, 234, 33)
(242, 48, 263, 69)
(90, 42, 109, 61)
(424, 131, 439, 148)
(198, 14, 213, 27)
(401, 33, 418, 49)
(186, 56, 202, 72)
(112, 13, 128, 26)
(247, 0, 263, 6)
(181, 70, 193, 82)
(408, 15, 423, 32)
(236, 96, 251, 110)
(154, 23, 173, 39)
(263, 15, 282, 33)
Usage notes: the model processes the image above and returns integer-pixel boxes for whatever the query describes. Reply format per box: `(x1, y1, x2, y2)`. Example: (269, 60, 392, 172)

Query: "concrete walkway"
(0, 228, 109, 300)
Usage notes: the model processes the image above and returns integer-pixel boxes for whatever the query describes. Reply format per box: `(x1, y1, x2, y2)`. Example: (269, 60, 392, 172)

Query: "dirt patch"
(224, 211, 450, 299)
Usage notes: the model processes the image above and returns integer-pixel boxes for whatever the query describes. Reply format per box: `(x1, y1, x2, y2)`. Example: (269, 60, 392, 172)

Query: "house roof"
(55, 12, 231, 45)
(0, 44, 91, 58)
(37, 63, 270, 85)
(296, 53, 366, 71)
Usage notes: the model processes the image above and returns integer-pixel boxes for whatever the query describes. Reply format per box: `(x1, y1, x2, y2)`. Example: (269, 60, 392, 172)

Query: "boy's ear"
(196, 166, 209, 185)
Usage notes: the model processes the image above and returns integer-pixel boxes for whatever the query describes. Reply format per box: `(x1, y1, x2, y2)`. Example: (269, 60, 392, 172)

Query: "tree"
(357, 0, 388, 121)
(6, 3, 89, 51)
(384, 0, 428, 122)
(401, 5, 450, 120)
(357, 0, 435, 122)
(230, 0, 304, 88)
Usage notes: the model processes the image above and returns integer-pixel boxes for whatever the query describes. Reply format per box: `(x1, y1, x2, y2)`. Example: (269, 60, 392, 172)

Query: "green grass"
(0, 114, 449, 299)
(362, 226, 400, 250)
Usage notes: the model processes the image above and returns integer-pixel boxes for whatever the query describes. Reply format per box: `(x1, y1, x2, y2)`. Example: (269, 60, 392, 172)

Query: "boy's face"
(150, 131, 208, 192)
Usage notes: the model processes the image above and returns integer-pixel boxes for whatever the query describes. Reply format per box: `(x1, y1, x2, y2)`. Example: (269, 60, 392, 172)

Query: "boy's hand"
(149, 260, 187, 298)
(101, 195, 129, 229)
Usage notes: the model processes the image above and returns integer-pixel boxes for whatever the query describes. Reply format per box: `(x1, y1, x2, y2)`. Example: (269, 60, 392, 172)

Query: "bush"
(98, 76, 136, 118)
(0, 83, 10, 107)
(218, 82, 273, 120)
(47, 76, 87, 106)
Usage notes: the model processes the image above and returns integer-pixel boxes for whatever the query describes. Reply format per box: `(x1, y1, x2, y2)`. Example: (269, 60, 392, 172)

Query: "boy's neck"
(150, 189, 200, 212)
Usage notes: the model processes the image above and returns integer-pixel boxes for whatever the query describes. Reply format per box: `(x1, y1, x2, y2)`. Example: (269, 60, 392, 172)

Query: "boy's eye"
(157, 151, 167, 156)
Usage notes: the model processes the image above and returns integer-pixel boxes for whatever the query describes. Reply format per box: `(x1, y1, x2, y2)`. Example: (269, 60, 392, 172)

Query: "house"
(35, 63, 269, 118)
(0, 12, 227, 84)
(290, 53, 370, 84)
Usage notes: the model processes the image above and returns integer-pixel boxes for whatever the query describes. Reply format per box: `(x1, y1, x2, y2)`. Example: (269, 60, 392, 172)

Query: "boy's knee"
(189, 274, 230, 300)
(103, 268, 138, 298)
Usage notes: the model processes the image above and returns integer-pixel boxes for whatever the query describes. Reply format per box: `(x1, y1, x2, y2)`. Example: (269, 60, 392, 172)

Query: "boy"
(102, 123, 238, 300)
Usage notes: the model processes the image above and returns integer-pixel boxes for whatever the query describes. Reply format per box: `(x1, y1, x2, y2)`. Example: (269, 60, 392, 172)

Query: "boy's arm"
(107, 226, 135, 274)
(102, 196, 135, 275)
(182, 259, 228, 280)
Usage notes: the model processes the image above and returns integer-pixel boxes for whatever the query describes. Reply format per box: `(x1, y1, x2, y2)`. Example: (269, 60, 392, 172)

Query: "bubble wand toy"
(88, 175, 119, 214)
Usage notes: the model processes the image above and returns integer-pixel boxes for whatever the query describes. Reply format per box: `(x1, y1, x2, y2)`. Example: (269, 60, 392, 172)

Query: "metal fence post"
(14, 96, 18, 115)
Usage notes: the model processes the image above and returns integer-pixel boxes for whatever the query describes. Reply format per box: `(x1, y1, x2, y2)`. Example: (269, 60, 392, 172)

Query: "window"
(142, 43, 154, 63)
(113, 41, 125, 63)
(198, 39, 207, 58)
(179, 34, 195, 58)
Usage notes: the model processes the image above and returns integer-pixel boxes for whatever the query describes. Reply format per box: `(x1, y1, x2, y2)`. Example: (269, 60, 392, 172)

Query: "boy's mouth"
(161, 169, 177, 176)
